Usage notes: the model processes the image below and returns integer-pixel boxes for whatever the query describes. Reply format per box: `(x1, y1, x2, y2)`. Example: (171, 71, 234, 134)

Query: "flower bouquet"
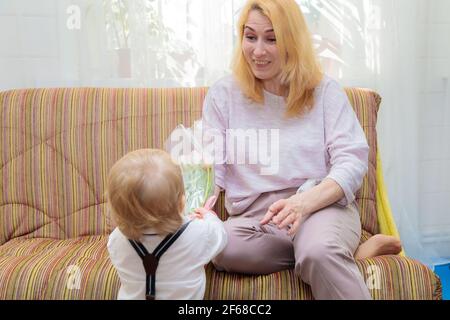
(166, 121, 216, 215)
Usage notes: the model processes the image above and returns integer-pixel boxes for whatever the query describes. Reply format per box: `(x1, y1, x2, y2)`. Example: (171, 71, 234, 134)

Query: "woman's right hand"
(260, 193, 308, 236)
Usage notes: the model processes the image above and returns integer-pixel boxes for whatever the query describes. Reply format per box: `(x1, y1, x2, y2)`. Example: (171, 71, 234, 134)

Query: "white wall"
(0, 0, 243, 90)
(419, 0, 450, 258)
(0, 0, 121, 91)
(0, 0, 66, 90)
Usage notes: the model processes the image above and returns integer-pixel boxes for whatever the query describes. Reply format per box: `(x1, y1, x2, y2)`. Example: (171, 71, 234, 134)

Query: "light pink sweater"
(202, 75, 369, 215)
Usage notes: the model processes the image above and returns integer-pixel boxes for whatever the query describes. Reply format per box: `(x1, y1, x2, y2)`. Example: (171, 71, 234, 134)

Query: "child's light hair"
(232, 0, 323, 117)
(106, 149, 185, 240)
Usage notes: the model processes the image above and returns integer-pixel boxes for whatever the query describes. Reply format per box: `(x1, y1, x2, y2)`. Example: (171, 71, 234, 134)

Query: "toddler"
(107, 149, 227, 300)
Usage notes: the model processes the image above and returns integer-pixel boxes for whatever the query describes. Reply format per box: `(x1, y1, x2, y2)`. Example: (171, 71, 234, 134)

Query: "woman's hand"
(260, 179, 347, 236)
(260, 193, 310, 236)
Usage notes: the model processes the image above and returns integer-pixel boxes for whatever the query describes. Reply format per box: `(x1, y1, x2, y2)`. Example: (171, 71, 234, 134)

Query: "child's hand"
(188, 196, 218, 220)
(188, 209, 204, 220)
(189, 207, 217, 220)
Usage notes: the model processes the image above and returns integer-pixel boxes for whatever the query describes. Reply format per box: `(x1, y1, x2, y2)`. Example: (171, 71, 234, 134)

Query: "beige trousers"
(213, 188, 372, 300)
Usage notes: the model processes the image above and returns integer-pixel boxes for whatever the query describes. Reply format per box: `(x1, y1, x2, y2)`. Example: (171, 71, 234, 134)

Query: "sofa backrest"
(0, 86, 380, 245)
(0, 88, 207, 244)
(345, 88, 380, 236)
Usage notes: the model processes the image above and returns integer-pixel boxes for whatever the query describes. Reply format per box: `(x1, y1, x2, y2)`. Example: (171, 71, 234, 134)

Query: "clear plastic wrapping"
(166, 121, 215, 215)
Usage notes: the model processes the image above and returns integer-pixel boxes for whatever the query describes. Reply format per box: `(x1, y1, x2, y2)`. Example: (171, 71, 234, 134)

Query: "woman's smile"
(253, 60, 271, 66)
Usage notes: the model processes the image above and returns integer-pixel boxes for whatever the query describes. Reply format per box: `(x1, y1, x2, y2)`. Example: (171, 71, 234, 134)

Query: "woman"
(202, 0, 401, 300)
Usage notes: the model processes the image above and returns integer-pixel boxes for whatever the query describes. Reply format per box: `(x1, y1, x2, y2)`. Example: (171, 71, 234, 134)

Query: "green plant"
(104, 0, 130, 49)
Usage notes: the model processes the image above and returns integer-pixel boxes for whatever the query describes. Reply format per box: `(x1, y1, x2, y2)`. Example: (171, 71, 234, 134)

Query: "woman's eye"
(244, 35, 276, 43)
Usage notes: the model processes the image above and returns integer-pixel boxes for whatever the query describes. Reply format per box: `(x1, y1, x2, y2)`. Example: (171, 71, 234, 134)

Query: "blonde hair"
(106, 149, 185, 240)
(232, 0, 323, 117)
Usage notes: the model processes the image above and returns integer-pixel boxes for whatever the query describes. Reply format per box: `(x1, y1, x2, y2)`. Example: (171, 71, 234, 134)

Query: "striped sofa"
(0, 87, 441, 300)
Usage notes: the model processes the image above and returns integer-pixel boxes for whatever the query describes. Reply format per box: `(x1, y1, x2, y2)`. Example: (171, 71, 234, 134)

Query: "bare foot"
(354, 234, 402, 260)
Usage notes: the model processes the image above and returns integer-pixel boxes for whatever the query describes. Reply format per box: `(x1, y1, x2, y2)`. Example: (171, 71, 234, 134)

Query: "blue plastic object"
(434, 262, 450, 300)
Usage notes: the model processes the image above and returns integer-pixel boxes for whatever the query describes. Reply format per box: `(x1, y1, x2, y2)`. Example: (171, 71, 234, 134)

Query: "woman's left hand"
(260, 193, 310, 236)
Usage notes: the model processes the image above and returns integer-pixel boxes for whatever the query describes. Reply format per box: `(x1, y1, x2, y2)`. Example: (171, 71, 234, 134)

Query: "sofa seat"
(205, 256, 441, 300)
(0, 235, 441, 299)
(0, 236, 119, 299)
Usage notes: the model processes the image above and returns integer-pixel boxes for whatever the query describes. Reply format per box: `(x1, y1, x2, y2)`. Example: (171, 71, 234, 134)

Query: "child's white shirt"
(107, 212, 227, 300)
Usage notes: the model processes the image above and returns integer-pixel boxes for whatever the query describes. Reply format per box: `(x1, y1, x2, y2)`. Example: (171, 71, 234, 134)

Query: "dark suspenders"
(128, 220, 192, 300)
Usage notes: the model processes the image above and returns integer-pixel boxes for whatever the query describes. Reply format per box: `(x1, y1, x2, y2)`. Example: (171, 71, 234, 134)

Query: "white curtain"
(1, 0, 449, 266)
(301, 0, 450, 267)
(101, 0, 244, 87)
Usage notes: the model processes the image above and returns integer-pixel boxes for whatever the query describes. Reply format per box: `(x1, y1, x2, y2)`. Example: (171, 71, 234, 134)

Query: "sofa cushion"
(0, 236, 120, 299)
(345, 88, 380, 235)
(0, 88, 207, 244)
(0, 236, 440, 300)
(205, 256, 441, 300)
